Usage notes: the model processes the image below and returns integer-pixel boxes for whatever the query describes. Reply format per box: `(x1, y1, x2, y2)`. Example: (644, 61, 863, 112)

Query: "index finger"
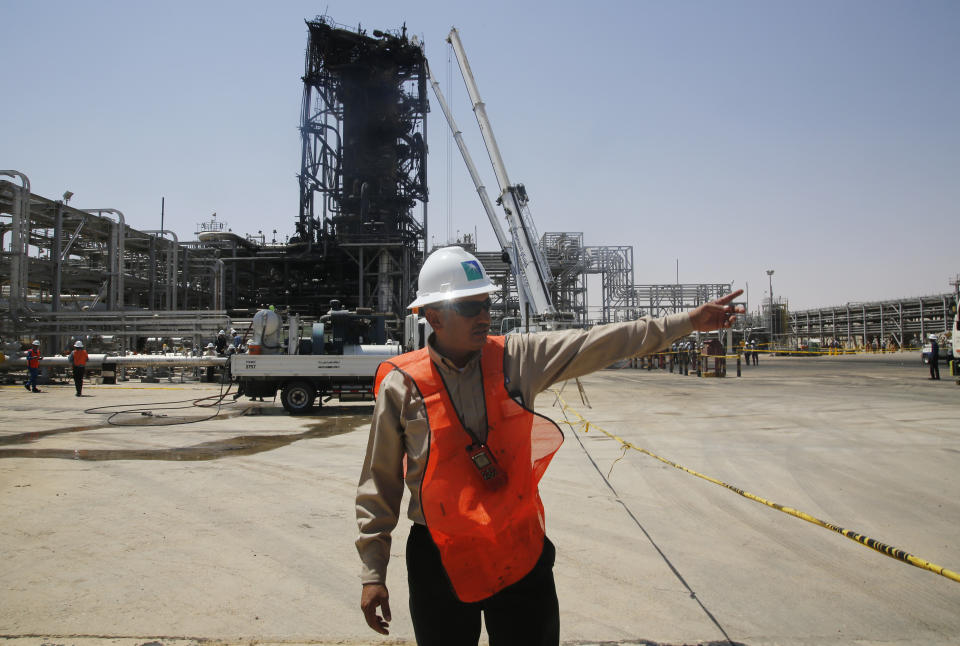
(713, 289, 744, 306)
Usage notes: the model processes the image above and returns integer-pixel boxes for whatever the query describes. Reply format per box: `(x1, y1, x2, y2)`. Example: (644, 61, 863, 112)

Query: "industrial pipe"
(1, 170, 31, 312)
(143, 230, 179, 310)
(0, 354, 228, 370)
(82, 208, 127, 311)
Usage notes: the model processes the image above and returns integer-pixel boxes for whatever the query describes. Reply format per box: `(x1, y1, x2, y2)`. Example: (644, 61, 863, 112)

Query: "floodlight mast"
(446, 27, 556, 321)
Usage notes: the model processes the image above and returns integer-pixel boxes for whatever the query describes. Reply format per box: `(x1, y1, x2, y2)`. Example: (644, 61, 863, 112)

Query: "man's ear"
(423, 307, 444, 331)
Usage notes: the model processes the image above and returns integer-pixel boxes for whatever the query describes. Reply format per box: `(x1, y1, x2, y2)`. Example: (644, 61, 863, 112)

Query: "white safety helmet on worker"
(74, 340, 84, 348)
(407, 246, 497, 309)
(32, 340, 40, 345)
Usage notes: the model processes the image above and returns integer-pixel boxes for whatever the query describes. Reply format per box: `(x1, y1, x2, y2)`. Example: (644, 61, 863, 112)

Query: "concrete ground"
(1, 353, 958, 646)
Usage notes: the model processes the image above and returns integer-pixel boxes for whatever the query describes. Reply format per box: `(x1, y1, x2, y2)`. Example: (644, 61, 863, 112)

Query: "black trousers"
(929, 358, 940, 380)
(406, 523, 560, 646)
(73, 366, 85, 394)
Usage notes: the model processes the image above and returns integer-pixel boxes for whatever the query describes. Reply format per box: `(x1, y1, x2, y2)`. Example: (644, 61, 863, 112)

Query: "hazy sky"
(2, 0, 958, 311)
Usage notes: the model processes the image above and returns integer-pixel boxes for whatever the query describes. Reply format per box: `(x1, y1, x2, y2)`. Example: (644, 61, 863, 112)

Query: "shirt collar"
(426, 333, 481, 374)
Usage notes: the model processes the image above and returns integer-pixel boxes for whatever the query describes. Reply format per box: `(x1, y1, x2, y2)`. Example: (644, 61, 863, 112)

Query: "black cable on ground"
(83, 378, 238, 426)
(556, 402, 736, 646)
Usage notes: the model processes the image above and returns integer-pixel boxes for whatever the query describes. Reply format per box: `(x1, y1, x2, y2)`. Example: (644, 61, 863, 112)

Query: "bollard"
(737, 355, 741, 377)
(648, 356, 653, 371)
(697, 356, 703, 377)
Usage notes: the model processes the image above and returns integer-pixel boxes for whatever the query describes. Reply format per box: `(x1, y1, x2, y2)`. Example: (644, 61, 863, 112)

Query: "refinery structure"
(1, 16, 956, 354)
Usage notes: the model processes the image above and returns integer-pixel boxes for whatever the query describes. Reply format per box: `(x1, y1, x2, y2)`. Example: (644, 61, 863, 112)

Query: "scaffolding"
(789, 294, 956, 348)
(1, 175, 225, 349)
(634, 283, 733, 319)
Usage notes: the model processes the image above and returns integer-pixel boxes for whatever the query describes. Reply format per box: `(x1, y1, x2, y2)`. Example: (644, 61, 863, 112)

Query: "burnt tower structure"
(297, 17, 428, 316)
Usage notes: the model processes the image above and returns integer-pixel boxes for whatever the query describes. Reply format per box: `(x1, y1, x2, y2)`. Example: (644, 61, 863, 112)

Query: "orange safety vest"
(375, 336, 563, 602)
(72, 350, 88, 367)
(27, 347, 41, 369)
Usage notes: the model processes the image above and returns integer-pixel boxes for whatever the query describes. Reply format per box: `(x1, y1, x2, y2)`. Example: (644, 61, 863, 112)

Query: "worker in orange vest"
(355, 247, 744, 645)
(24, 339, 42, 392)
(69, 340, 90, 397)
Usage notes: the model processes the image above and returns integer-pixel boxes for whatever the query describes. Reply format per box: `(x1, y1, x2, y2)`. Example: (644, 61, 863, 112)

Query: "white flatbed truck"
(228, 306, 402, 414)
(230, 350, 398, 414)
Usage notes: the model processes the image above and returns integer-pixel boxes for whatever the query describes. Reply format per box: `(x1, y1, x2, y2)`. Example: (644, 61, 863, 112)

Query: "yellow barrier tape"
(634, 347, 915, 358)
(551, 390, 960, 585)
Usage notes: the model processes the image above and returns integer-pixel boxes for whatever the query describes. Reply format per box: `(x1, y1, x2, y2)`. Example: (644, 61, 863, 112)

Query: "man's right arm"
(356, 369, 407, 635)
(355, 369, 406, 585)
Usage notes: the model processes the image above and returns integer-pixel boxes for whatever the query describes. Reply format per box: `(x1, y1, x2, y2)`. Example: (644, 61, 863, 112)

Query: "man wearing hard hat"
(355, 247, 743, 644)
(68, 340, 89, 397)
(928, 334, 941, 380)
(24, 340, 43, 393)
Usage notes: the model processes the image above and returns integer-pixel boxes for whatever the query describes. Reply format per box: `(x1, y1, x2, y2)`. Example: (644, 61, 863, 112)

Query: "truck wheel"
(281, 381, 316, 415)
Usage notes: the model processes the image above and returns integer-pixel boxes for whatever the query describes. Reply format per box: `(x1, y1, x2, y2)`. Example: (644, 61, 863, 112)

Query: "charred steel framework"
(296, 17, 428, 316)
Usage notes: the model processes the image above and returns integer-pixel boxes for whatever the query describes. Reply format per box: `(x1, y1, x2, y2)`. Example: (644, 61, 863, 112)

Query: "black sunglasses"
(444, 297, 492, 317)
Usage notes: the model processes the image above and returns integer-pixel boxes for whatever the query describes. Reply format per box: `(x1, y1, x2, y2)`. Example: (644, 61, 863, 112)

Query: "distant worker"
(231, 328, 243, 349)
(68, 340, 89, 397)
(215, 329, 228, 355)
(928, 334, 941, 380)
(204, 342, 218, 383)
(356, 246, 744, 645)
(24, 340, 42, 393)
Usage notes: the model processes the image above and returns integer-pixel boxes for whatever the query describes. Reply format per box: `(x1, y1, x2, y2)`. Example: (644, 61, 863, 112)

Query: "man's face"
(427, 293, 492, 355)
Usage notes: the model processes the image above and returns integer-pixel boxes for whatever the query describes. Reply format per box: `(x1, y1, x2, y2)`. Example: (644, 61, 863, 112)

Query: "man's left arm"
(507, 312, 693, 400)
(506, 290, 744, 400)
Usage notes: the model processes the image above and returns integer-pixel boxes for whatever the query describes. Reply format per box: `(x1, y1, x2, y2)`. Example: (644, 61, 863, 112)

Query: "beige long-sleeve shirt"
(355, 312, 693, 584)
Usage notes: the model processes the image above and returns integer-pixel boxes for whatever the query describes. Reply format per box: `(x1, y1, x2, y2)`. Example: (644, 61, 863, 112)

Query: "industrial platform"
(1, 352, 958, 646)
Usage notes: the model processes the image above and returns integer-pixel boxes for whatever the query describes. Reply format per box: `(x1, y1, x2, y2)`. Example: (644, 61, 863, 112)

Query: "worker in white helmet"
(24, 339, 43, 392)
(215, 329, 228, 355)
(928, 334, 941, 380)
(68, 340, 89, 397)
(356, 246, 744, 643)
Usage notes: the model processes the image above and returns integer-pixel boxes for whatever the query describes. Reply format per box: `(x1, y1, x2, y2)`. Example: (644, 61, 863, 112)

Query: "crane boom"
(446, 28, 555, 319)
(426, 59, 534, 318)
(426, 61, 511, 253)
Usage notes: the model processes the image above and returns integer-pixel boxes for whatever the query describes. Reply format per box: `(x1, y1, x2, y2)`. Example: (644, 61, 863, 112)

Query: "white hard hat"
(230, 328, 237, 334)
(407, 246, 497, 309)
(218, 329, 225, 335)
(206, 342, 216, 348)
(32, 340, 40, 345)
(929, 334, 937, 340)
(74, 340, 84, 348)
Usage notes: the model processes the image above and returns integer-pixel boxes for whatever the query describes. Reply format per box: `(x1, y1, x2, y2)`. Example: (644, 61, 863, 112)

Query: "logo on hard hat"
(461, 260, 483, 281)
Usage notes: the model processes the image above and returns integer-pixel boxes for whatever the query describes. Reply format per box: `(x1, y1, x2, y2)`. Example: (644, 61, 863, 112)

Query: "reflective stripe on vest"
(375, 336, 564, 602)
(73, 350, 88, 367)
